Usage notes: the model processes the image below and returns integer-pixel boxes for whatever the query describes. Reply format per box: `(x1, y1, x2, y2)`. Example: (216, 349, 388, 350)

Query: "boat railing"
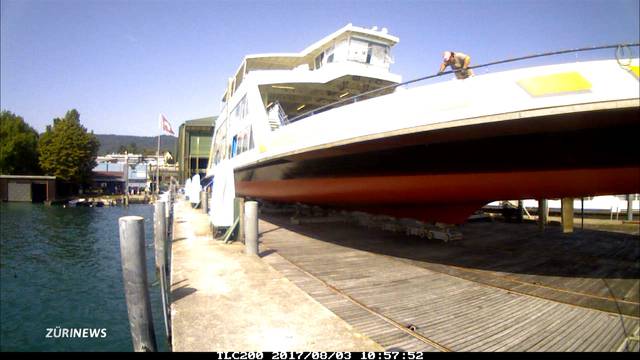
(286, 43, 639, 124)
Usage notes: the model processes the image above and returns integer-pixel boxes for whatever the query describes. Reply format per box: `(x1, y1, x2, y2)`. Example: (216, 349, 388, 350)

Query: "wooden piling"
(118, 216, 157, 352)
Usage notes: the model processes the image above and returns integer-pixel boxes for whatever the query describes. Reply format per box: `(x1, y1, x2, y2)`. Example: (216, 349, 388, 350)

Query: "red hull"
(236, 166, 640, 223)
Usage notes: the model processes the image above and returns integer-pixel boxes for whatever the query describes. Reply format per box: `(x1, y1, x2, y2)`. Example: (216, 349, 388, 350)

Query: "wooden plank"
(591, 317, 639, 351)
(454, 300, 558, 351)
(419, 297, 520, 345)
(532, 309, 600, 351)
(500, 306, 583, 351)
(478, 303, 574, 352)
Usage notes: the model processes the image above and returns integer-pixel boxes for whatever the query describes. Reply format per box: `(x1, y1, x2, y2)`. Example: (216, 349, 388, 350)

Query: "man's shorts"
(454, 68, 474, 79)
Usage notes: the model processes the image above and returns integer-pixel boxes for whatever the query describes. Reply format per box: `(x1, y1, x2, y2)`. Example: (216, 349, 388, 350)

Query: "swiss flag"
(159, 113, 175, 135)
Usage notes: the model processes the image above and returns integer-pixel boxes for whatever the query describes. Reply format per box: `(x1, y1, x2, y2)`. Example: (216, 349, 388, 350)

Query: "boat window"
(212, 117, 227, 164)
(314, 52, 324, 69)
(348, 37, 390, 67)
(369, 44, 389, 66)
(231, 135, 238, 157)
(230, 125, 253, 157)
(348, 38, 369, 63)
(326, 45, 335, 64)
(230, 95, 248, 126)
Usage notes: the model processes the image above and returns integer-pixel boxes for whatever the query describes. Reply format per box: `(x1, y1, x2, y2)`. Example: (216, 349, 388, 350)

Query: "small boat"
(67, 199, 85, 207)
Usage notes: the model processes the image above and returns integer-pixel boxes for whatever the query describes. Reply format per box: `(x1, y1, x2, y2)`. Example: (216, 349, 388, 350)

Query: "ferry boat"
(205, 24, 640, 226)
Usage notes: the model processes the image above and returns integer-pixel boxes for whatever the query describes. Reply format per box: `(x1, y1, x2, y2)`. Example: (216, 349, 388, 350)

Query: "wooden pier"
(258, 214, 639, 352)
(169, 200, 382, 351)
(169, 195, 639, 351)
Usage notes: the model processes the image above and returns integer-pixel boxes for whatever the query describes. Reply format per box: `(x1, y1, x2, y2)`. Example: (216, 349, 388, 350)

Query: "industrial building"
(176, 116, 215, 184)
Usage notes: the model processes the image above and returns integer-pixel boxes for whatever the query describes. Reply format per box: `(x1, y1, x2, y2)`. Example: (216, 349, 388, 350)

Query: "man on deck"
(439, 51, 474, 79)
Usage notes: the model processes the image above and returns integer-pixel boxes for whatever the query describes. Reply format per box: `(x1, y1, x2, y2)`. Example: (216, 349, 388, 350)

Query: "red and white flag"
(159, 113, 175, 135)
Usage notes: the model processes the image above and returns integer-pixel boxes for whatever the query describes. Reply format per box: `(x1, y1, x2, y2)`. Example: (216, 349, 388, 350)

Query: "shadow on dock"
(260, 213, 640, 317)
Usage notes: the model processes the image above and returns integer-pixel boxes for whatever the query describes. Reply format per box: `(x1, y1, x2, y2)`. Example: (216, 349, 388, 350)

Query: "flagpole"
(157, 114, 174, 197)
(156, 133, 161, 196)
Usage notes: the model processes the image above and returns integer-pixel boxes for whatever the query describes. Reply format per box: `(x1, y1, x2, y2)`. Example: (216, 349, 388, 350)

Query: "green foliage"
(0, 110, 41, 175)
(117, 142, 139, 154)
(38, 109, 100, 184)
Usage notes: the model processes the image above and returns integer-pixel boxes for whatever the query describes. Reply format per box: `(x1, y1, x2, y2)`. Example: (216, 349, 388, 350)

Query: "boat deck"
(258, 214, 640, 352)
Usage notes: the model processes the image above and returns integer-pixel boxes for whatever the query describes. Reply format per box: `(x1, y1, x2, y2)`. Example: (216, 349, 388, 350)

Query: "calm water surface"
(0, 203, 169, 351)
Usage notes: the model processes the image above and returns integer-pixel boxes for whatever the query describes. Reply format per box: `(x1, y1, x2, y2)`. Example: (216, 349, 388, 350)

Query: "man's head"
(443, 51, 453, 62)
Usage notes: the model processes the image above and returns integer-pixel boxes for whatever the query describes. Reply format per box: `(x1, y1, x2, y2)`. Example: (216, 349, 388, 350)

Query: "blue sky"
(1, 0, 638, 136)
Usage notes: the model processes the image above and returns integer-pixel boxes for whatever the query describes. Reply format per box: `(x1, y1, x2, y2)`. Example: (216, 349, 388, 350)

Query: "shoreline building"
(0, 175, 57, 202)
(176, 116, 215, 184)
(93, 153, 174, 194)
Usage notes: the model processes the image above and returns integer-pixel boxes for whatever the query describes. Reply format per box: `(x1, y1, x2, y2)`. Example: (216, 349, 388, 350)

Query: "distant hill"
(96, 134, 178, 156)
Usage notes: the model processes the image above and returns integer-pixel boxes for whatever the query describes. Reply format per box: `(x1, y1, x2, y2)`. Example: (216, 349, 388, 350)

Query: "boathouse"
(0, 175, 57, 203)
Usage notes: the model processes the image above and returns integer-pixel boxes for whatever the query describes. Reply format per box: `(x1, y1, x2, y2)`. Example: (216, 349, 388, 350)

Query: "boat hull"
(236, 166, 640, 223)
(233, 106, 639, 223)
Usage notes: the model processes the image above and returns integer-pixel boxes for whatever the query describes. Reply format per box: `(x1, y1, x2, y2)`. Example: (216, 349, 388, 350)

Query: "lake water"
(0, 203, 169, 351)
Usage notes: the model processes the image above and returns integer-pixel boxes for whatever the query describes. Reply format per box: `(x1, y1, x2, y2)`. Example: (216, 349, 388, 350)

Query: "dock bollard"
(201, 191, 208, 214)
(118, 216, 157, 352)
(244, 201, 259, 256)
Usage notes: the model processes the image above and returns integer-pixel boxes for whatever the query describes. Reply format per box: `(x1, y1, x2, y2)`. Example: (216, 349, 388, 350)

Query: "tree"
(117, 142, 139, 154)
(38, 109, 100, 184)
(0, 110, 40, 175)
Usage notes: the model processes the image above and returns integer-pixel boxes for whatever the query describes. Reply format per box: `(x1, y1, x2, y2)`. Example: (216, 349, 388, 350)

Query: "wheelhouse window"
(348, 37, 391, 67)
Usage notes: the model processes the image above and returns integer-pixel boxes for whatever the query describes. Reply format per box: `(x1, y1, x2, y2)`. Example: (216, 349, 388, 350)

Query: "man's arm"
(438, 62, 447, 74)
(463, 55, 471, 70)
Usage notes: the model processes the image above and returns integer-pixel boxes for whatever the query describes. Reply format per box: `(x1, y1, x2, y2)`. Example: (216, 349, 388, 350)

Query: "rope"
(288, 42, 640, 123)
(616, 44, 634, 66)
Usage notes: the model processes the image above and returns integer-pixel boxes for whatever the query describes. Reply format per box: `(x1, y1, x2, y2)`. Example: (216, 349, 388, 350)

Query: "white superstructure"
(207, 24, 402, 175)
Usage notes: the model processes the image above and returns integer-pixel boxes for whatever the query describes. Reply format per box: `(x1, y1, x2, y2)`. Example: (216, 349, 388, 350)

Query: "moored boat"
(205, 24, 640, 225)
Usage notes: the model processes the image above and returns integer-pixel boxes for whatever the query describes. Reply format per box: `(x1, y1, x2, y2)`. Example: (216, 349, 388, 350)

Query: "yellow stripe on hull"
(518, 71, 592, 97)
